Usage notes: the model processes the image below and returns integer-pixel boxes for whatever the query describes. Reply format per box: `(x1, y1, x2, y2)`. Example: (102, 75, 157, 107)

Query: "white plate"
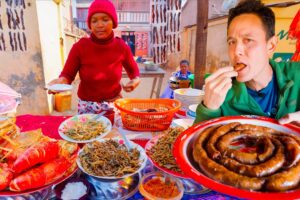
(172, 118, 195, 129)
(174, 88, 204, 97)
(77, 138, 147, 180)
(58, 114, 112, 143)
(46, 84, 73, 92)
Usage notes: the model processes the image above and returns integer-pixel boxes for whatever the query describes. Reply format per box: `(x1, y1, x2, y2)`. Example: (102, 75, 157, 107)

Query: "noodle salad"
(63, 119, 106, 141)
(58, 114, 112, 143)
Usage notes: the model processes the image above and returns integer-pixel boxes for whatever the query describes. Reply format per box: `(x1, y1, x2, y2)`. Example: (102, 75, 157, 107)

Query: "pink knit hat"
(87, 0, 118, 29)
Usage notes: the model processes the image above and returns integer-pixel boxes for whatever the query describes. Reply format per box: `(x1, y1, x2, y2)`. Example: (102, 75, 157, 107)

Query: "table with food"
(1, 89, 300, 200)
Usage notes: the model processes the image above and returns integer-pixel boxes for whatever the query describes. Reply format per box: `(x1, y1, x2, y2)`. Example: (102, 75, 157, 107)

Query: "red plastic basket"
(115, 99, 181, 131)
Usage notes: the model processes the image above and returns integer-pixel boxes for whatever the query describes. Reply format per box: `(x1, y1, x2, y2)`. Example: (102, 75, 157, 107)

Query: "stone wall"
(0, 0, 49, 115)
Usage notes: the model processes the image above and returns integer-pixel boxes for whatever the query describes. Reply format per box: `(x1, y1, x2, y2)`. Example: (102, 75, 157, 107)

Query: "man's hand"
(122, 77, 141, 92)
(278, 111, 300, 127)
(203, 67, 237, 110)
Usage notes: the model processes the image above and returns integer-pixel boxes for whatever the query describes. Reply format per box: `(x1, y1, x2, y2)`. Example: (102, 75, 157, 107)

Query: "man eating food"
(195, 0, 300, 127)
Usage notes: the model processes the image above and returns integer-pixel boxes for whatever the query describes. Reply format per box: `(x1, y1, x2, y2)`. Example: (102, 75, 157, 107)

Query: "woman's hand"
(278, 111, 300, 127)
(122, 77, 141, 92)
(203, 67, 237, 110)
(46, 77, 69, 94)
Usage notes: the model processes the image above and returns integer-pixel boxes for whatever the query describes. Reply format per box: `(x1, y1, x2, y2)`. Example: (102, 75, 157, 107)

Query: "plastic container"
(188, 74, 194, 88)
(0, 97, 19, 117)
(115, 99, 181, 131)
(169, 76, 180, 90)
(139, 172, 184, 200)
(188, 104, 198, 118)
(54, 91, 72, 112)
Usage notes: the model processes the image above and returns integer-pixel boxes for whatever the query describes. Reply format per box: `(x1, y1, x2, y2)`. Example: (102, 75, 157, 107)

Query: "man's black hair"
(228, 0, 275, 40)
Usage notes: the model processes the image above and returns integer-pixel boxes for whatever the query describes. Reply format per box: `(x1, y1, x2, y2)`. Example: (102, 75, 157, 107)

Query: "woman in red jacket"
(48, 0, 140, 114)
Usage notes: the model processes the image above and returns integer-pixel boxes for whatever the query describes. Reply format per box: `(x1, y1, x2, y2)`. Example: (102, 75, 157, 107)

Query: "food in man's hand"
(234, 63, 246, 71)
(192, 122, 300, 192)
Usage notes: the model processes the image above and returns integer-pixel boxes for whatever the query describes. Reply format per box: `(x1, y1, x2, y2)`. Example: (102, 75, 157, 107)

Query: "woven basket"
(115, 99, 181, 131)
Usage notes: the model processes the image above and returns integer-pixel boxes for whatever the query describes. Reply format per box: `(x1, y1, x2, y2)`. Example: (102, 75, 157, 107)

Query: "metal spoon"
(91, 110, 106, 121)
(118, 127, 132, 151)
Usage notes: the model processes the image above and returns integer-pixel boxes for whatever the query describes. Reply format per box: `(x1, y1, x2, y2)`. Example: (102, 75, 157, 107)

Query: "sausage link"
(193, 125, 265, 191)
(217, 130, 273, 164)
(206, 122, 240, 160)
(266, 160, 300, 191)
(275, 135, 300, 168)
(235, 124, 278, 134)
(220, 138, 285, 177)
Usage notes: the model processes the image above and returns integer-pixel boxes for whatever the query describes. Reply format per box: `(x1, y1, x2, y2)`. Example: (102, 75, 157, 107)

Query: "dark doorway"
(122, 32, 135, 56)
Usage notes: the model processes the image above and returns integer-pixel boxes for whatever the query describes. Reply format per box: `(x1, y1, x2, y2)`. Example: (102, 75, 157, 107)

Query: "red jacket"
(60, 33, 139, 102)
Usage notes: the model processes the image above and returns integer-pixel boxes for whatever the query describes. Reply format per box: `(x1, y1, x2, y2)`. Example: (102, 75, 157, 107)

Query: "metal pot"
(169, 76, 180, 90)
(144, 61, 159, 71)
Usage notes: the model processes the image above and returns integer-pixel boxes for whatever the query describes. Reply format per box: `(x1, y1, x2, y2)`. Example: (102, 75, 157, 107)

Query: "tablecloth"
(15, 114, 240, 200)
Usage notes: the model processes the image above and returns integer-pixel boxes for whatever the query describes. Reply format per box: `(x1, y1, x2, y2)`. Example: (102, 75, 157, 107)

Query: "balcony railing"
(118, 11, 150, 24)
(75, 20, 88, 31)
(74, 11, 150, 31)
(76, 0, 92, 3)
(63, 17, 87, 37)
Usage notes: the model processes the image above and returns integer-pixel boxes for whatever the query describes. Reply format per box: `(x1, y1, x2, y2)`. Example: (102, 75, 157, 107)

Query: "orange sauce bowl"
(139, 172, 184, 200)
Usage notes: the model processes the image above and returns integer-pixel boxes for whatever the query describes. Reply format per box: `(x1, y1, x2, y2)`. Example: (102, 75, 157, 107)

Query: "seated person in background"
(160, 59, 192, 99)
(194, 0, 300, 127)
(174, 60, 192, 80)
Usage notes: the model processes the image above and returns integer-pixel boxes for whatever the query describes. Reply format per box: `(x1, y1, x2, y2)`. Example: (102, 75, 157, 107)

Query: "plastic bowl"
(187, 104, 198, 117)
(54, 178, 90, 200)
(139, 172, 184, 200)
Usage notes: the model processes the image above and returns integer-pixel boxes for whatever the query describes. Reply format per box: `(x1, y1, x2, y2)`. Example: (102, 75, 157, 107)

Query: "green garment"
(194, 59, 300, 124)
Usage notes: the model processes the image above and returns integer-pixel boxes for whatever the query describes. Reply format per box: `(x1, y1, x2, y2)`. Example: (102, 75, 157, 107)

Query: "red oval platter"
(0, 144, 79, 197)
(145, 134, 189, 179)
(0, 165, 77, 197)
(173, 115, 300, 200)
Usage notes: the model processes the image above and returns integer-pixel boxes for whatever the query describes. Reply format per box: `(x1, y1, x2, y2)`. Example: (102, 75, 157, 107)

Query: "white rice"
(61, 181, 87, 200)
